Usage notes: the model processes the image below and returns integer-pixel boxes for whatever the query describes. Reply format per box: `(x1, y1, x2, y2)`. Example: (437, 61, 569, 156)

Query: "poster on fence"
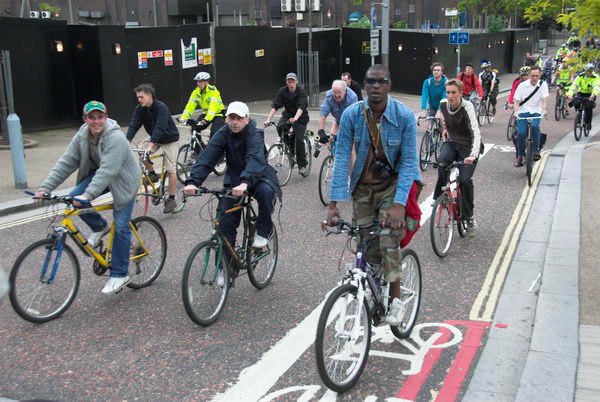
(164, 49, 173, 66)
(137, 52, 148, 69)
(203, 48, 212, 65)
(181, 38, 197, 69)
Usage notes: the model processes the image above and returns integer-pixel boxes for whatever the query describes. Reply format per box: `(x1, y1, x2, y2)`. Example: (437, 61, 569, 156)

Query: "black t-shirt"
(271, 86, 310, 124)
(350, 80, 363, 101)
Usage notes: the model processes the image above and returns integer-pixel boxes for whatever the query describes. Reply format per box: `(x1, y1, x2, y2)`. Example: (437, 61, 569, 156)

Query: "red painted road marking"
(495, 323, 508, 328)
(395, 320, 491, 402)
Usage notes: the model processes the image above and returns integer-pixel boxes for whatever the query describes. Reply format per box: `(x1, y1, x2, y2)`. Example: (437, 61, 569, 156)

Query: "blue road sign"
(449, 32, 470, 45)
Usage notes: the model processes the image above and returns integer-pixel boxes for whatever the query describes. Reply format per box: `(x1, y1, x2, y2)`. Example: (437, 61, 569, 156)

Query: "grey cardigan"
(39, 119, 141, 210)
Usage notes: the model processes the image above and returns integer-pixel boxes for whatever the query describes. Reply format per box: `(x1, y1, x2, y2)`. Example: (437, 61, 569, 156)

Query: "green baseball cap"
(83, 100, 107, 115)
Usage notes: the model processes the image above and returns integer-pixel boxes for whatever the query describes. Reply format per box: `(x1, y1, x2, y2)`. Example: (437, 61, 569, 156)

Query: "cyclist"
(184, 102, 281, 267)
(326, 64, 421, 326)
(567, 63, 600, 131)
(555, 43, 569, 61)
(434, 79, 481, 236)
(478, 61, 499, 115)
(317, 79, 358, 145)
(554, 62, 573, 87)
(126, 83, 180, 213)
(513, 66, 549, 167)
(458, 63, 483, 104)
(35, 101, 141, 294)
(420, 62, 447, 128)
(507, 66, 531, 107)
(541, 55, 554, 85)
(178, 72, 226, 138)
(341, 72, 363, 101)
(567, 32, 581, 50)
(264, 73, 310, 177)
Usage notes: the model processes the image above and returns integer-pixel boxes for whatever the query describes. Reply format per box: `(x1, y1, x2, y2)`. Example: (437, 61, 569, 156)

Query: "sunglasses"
(365, 77, 390, 86)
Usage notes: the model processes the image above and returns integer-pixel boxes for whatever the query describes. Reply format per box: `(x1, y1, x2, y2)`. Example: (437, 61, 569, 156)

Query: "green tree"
(487, 15, 506, 32)
(557, 0, 600, 68)
(392, 21, 407, 29)
(345, 16, 371, 29)
(38, 2, 61, 15)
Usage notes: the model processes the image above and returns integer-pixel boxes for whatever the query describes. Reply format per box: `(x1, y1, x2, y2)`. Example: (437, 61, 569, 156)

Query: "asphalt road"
(0, 91, 580, 401)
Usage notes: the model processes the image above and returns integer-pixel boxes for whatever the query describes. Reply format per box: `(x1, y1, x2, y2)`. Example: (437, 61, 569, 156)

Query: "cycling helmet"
(561, 43, 567, 47)
(481, 61, 491, 68)
(584, 63, 595, 71)
(194, 72, 211, 81)
(519, 66, 531, 75)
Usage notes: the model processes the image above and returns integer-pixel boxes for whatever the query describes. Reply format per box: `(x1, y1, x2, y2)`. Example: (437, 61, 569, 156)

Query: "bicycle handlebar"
(321, 219, 381, 236)
(25, 191, 91, 208)
(416, 116, 438, 126)
(420, 161, 466, 170)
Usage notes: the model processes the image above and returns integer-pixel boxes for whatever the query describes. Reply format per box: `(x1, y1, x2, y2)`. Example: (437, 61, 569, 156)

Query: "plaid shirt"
(330, 97, 421, 206)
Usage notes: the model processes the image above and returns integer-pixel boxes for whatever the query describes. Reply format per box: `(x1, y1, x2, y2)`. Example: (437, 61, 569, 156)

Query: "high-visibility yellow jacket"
(181, 85, 225, 121)
(567, 73, 600, 97)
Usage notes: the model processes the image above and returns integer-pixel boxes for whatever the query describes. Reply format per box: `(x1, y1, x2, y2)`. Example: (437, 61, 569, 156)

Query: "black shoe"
(586, 123, 592, 131)
(146, 171, 160, 183)
(514, 156, 524, 167)
(533, 152, 541, 161)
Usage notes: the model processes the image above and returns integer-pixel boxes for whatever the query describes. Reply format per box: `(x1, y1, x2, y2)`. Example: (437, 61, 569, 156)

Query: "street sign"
(449, 32, 470, 45)
(370, 29, 379, 38)
(370, 38, 380, 56)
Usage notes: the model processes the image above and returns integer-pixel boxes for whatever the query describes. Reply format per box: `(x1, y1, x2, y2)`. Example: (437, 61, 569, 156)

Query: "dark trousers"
(433, 141, 477, 219)
(573, 93, 595, 125)
(278, 116, 308, 168)
(209, 116, 226, 138)
(218, 181, 276, 254)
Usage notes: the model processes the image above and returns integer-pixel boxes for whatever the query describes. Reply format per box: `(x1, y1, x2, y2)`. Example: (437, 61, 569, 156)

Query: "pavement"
(4, 53, 600, 400)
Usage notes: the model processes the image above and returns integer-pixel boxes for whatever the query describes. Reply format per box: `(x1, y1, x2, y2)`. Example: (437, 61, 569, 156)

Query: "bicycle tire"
(247, 226, 278, 289)
(555, 93, 562, 121)
(477, 101, 486, 126)
(506, 113, 516, 142)
(390, 249, 422, 339)
(134, 179, 150, 217)
(267, 143, 292, 186)
(583, 111, 590, 137)
(315, 283, 371, 393)
(182, 240, 230, 326)
(302, 136, 312, 177)
(432, 129, 442, 161)
(430, 195, 454, 258)
(574, 111, 582, 141)
(486, 101, 495, 124)
(419, 133, 431, 171)
(127, 216, 168, 289)
(526, 131, 533, 187)
(9, 238, 80, 323)
(213, 155, 227, 176)
(176, 144, 196, 185)
(318, 155, 333, 206)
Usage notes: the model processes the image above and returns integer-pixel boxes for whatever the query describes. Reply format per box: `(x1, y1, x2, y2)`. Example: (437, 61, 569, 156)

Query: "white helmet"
(194, 72, 211, 81)
(584, 63, 595, 71)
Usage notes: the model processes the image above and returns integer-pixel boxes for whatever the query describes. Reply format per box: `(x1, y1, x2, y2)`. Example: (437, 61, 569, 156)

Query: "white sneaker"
(88, 225, 111, 248)
(252, 234, 268, 248)
(101, 276, 130, 294)
(385, 298, 406, 326)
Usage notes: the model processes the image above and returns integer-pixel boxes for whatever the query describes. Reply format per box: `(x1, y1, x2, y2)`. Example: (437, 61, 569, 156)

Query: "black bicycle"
(554, 83, 570, 121)
(417, 116, 442, 171)
(314, 134, 335, 206)
(265, 121, 312, 186)
(572, 95, 594, 141)
(181, 188, 278, 326)
(478, 90, 495, 125)
(515, 115, 544, 186)
(176, 119, 226, 184)
(505, 103, 516, 142)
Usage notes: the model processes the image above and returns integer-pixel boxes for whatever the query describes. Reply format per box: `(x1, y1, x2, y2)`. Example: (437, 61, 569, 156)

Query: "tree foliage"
(487, 15, 506, 32)
(38, 2, 61, 14)
(557, 0, 600, 36)
(345, 16, 371, 29)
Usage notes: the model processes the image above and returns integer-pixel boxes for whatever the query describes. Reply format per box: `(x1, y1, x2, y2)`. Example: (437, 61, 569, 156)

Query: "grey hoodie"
(39, 119, 141, 210)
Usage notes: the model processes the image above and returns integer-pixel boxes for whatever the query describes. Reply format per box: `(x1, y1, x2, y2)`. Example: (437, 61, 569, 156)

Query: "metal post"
(381, 0, 389, 66)
(206, 2, 210, 22)
(308, 1, 314, 104)
(7, 114, 28, 189)
(456, 45, 461, 77)
(68, 0, 74, 23)
(371, 5, 376, 66)
(153, 0, 158, 26)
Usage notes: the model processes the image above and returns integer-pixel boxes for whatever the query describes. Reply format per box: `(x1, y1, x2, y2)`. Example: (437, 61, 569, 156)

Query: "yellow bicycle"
(8, 193, 167, 323)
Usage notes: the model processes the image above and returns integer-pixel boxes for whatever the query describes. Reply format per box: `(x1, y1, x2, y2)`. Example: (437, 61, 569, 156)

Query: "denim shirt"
(329, 97, 421, 206)
(319, 88, 358, 124)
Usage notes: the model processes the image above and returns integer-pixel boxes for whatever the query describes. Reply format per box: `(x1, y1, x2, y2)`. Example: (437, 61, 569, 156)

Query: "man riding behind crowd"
(36, 101, 141, 294)
(126, 84, 180, 213)
(434, 79, 481, 235)
(184, 101, 281, 277)
(264, 73, 310, 177)
(567, 63, 600, 131)
(513, 66, 549, 167)
(317, 79, 358, 144)
(458, 63, 483, 103)
(179, 72, 226, 137)
(420, 62, 447, 128)
(507, 66, 531, 107)
(326, 64, 421, 326)
(478, 61, 499, 114)
(341, 72, 363, 101)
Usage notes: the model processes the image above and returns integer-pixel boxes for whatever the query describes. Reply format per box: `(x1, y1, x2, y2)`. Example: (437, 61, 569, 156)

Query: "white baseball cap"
(226, 101, 249, 118)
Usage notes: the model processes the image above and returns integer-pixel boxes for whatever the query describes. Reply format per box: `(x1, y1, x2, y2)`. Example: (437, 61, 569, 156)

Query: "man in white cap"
(264, 72, 310, 177)
(184, 102, 282, 277)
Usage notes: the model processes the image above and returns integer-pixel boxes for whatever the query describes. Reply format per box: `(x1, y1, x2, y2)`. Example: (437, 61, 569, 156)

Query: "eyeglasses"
(365, 77, 390, 86)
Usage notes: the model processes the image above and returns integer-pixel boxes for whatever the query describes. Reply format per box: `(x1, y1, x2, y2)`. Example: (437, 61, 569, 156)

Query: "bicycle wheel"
(583, 111, 590, 137)
(419, 133, 431, 171)
(315, 283, 371, 393)
(486, 101, 495, 124)
(182, 240, 230, 326)
(430, 195, 454, 258)
(390, 249, 422, 339)
(554, 94, 562, 121)
(506, 113, 516, 142)
(127, 216, 167, 289)
(133, 179, 150, 217)
(176, 144, 196, 185)
(248, 226, 278, 289)
(526, 131, 533, 187)
(574, 112, 582, 141)
(213, 155, 227, 176)
(267, 143, 293, 186)
(318, 155, 333, 206)
(9, 238, 80, 323)
(303, 136, 312, 176)
(432, 130, 442, 161)
(477, 101, 486, 126)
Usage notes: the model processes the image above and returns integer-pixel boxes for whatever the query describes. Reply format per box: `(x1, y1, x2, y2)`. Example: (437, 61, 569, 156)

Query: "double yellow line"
(469, 151, 550, 321)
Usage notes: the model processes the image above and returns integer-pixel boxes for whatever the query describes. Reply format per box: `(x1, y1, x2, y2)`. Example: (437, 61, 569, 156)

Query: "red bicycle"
(429, 161, 469, 258)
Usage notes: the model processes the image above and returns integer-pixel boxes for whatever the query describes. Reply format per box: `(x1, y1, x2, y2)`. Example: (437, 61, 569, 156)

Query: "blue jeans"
(69, 174, 134, 278)
(516, 112, 542, 157)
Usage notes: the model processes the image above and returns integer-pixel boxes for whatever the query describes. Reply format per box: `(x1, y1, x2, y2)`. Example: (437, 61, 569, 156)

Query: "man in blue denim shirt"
(317, 80, 358, 144)
(326, 65, 421, 326)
